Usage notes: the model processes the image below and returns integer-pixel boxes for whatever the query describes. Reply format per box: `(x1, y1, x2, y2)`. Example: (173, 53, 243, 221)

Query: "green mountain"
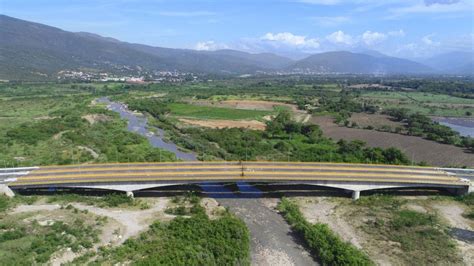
(0, 15, 439, 80)
(0, 15, 293, 80)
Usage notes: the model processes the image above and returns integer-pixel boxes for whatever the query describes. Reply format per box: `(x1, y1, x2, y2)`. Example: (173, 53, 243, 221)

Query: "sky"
(1, 0, 473, 59)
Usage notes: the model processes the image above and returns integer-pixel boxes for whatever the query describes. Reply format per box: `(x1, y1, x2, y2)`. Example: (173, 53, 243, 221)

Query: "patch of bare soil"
(82, 114, 111, 125)
(200, 198, 226, 219)
(77, 145, 99, 159)
(311, 115, 474, 167)
(296, 197, 394, 265)
(349, 113, 404, 129)
(12, 199, 173, 265)
(431, 202, 474, 265)
(297, 197, 362, 248)
(179, 118, 266, 130)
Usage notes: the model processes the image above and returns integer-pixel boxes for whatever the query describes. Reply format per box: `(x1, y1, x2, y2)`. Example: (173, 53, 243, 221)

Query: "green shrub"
(278, 198, 373, 266)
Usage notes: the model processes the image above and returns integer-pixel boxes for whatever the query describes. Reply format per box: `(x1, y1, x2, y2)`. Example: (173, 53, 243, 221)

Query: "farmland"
(167, 103, 271, 120)
(359, 91, 474, 117)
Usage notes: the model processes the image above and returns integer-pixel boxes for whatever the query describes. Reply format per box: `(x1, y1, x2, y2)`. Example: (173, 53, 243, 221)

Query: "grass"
(45, 193, 149, 209)
(361, 91, 474, 104)
(168, 102, 271, 120)
(360, 91, 474, 117)
(353, 195, 461, 264)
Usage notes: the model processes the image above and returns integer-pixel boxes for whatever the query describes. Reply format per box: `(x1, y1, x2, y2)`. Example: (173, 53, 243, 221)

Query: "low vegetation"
(353, 195, 461, 264)
(384, 108, 474, 151)
(74, 196, 250, 265)
(0, 201, 102, 264)
(45, 193, 149, 209)
(278, 198, 373, 265)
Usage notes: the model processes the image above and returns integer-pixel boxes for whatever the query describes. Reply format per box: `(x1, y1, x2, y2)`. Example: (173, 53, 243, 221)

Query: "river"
(100, 96, 317, 265)
(97, 97, 198, 161)
(432, 117, 474, 137)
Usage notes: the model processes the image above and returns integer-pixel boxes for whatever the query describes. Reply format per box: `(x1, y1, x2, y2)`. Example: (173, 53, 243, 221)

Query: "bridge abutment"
(126, 191, 134, 198)
(0, 184, 15, 198)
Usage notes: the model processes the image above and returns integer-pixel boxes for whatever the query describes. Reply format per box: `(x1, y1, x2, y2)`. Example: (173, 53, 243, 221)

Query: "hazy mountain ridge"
(287, 51, 433, 74)
(1, 15, 470, 80)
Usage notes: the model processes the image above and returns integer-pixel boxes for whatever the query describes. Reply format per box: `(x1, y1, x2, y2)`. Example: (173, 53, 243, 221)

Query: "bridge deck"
(9, 162, 467, 188)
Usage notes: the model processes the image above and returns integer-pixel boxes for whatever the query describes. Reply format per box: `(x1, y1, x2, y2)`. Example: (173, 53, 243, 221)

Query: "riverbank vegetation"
(278, 198, 373, 265)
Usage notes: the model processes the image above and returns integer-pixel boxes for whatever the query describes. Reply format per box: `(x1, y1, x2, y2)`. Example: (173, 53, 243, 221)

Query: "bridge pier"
(126, 191, 134, 198)
(352, 190, 360, 200)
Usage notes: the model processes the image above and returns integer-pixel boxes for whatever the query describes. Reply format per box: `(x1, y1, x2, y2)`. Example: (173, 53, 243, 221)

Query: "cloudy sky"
(1, 0, 473, 59)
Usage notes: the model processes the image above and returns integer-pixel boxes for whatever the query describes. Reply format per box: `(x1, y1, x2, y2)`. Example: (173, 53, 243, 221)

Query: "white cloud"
(159, 11, 215, 17)
(388, 29, 406, 37)
(326, 30, 353, 45)
(261, 32, 320, 48)
(389, 1, 472, 17)
(194, 41, 228, 51)
(362, 31, 387, 45)
(310, 16, 350, 27)
(421, 34, 440, 46)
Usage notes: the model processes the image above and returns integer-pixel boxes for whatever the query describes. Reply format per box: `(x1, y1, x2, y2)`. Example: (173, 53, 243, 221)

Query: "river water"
(97, 97, 198, 161)
(432, 117, 474, 137)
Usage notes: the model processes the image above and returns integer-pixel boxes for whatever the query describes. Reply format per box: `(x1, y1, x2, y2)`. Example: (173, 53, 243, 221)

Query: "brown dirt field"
(191, 100, 294, 111)
(310, 115, 474, 167)
(349, 113, 404, 129)
(179, 118, 266, 130)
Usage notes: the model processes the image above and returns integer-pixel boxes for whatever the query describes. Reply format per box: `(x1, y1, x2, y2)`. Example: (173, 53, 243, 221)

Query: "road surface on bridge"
(8, 161, 467, 188)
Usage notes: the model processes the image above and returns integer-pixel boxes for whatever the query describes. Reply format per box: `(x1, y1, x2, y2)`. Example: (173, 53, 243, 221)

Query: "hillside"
(0, 15, 291, 80)
(287, 51, 432, 74)
(0, 15, 442, 80)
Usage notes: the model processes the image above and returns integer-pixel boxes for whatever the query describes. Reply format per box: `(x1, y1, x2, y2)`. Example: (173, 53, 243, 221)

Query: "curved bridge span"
(2, 162, 472, 199)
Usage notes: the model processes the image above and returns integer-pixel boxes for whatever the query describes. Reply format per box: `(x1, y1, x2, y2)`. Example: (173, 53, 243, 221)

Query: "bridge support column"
(352, 190, 360, 201)
(468, 185, 474, 194)
(126, 191, 134, 198)
(0, 185, 15, 198)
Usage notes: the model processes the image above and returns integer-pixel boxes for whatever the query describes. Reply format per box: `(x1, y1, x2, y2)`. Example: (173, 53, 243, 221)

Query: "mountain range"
(0, 15, 472, 80)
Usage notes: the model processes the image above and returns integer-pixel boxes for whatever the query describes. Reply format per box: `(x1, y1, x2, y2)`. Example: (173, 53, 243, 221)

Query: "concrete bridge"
(1, 162, 472, 200)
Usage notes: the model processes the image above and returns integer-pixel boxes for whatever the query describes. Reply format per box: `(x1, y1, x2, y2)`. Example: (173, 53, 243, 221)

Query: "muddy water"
(101, 97, 317, 265)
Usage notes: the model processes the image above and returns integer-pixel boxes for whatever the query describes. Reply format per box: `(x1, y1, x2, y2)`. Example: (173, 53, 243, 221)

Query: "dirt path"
(218, 198, 317, 266)
(310, 115, 474, 167)
(432, 202, 474, 265)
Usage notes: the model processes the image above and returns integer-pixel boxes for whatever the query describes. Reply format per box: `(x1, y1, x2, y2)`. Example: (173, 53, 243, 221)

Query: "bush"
(278, 198, 373, 265)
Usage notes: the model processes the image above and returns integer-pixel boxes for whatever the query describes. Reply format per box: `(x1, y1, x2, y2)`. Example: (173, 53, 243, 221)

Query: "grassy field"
(168, 103, 271, 120)
(359, 91, 474, 117)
